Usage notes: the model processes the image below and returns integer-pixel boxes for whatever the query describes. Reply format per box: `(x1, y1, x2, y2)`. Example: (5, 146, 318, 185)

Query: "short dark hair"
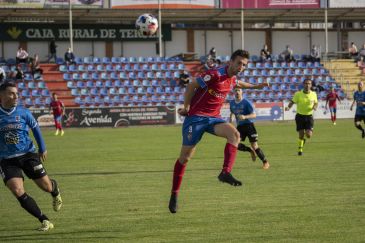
(303, 78, 312, 84)
(0, 82, 16, 92)
(230, 49, 250, 61)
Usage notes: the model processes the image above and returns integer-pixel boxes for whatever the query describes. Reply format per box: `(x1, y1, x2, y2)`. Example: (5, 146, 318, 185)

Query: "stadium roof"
(0, 8, 365, 24)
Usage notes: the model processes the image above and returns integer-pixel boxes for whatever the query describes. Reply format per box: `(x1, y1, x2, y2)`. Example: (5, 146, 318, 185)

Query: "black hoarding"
(61, 106, 176, 128)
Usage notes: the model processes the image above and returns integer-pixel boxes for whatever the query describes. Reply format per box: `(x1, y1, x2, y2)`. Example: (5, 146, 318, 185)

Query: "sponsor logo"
(208, 89, 226, 99)
(33, 164, 43, 171)
(82, 109, 102, 116)
(7, 26, 22, 39)
(203, 75, 211, 82)
(80, 115, 112, 126)
(4, 131, 19, 144)
(15, 116, 20, 122)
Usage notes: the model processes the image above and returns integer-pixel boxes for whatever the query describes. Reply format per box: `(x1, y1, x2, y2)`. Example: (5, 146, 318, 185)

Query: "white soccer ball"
(135, 14, 159, 36)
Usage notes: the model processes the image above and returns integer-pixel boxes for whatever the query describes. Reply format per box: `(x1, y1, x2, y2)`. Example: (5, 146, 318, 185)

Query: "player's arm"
(285, 100, 294, 111)
(336, 94, 341, 103)
(179, 78, 200, 116)
(236, 80, 269, 89)
(238, 112, 256, 121)
(26, 110, 47, 162)
(313, 101, 318, 111)
(61, 102, 65, 115)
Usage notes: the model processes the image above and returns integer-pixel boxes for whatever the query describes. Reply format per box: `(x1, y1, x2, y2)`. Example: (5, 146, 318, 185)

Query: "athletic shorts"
(354, 114, 365, 123)
(54, 115, 62, 122)
(295, 114, 314, 132)
(237, 123, 258, 143)
(329, 107, 337, 113)
(182, 115, 226, 146)
(0, 153, 47, 184)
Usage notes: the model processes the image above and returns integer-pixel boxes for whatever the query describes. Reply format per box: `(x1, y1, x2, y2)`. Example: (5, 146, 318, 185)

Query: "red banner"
(221, 0, 320, 9)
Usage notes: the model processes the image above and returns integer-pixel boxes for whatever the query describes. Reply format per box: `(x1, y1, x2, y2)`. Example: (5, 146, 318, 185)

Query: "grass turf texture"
(0, 119, 364, 242)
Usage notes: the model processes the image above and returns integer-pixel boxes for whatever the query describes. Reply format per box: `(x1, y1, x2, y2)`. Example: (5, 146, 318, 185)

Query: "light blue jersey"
(0, 106, 45, 159)
(353, 91, 365, 115)
(229, 98, 255, 125)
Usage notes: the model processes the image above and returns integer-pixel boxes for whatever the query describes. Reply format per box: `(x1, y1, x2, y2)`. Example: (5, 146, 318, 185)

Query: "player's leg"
(169, 145, 196, 213)
(213, 122, 242, 186)
(236, 125, 256, 161)
(332, 107, 337, 125)
(23, 153, 63, 212)
(354, 116, 365, 138)
(296, 114, 305, 155)
(5, 177, 53, 231)
(251, 141, 269, 169)
(53, 116, 59, 135)
(329, 108, 334, 123)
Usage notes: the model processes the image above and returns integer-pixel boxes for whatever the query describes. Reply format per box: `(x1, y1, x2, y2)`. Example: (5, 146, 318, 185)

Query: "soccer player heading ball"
(169, 50, 270, 214)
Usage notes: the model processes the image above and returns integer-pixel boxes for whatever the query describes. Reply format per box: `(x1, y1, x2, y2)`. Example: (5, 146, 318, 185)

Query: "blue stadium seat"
(25, 98, 34, 107)
(137, 87, 145, 94)
(112, 57, 120, 64)
(72, 73, 81, 81)
(110, 72, 118, 80)
(161, 79, 168, 87)
(114, 80, 122, 87)
(115, 64, 123, 72)
(106, 64, 114, 72)
(127, 87, 136, 94)
(96, 65, 105, 72)
(128, 72, 136, 79)
(147, 87, 154, 94)
(119, 72, 127, 80)
(132, 80, 140, 86)
(102, 57, 110, 64)
(156, 72, 164, 79)
(118, 87, 126, 95)
(31, 90, 41, 97)
(37, 81, 46, 89)
(133, 64, 141, 71)
(124, 63, 132, 71)
(21, 90, 30, 97)
(100, 72, 109, 80)
(151, 63, 159, 71)
(74, 96, 84, 105)
(84, 57, 93, 64)
(90, 88, 99, 96)
(109, 88, 117, 96)
(151, 79, 159, 87)
(129, 57, 137, 63)
(124, 80, 132, 87)
(137, 72, 145, 79)
(147, 72, 154, 79)
(138, 56, 146, 63)
(120, 57, 128, 63)
(59, 65, 68, 72)
(56, 57, 65, 65)
(41, 89, 50, 97)
(95, 80, 103, 88)
(78, 65, 86, 72)
(100, 88, 108, 96)
(177, 63, 185, 70)
(105, 80, 113, 88)
(170, 79, 177, 87)
(27, 81, 36, 89)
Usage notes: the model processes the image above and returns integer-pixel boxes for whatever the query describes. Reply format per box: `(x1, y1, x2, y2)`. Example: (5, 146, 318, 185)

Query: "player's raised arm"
(236, 79, 269, 90)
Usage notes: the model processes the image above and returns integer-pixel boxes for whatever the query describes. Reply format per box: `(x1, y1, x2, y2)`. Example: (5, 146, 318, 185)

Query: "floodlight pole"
(324, 0, 328, 60)
(241, 0, 244, 50)
(158, 0, 163, 57)
(69, 0, 74, 51)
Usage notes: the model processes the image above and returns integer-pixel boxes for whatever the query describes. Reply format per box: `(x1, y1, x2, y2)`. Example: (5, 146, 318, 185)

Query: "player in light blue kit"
(350, 81, 365, 138)
(0, 82, 62, 231)
(229, 87, 270, 169)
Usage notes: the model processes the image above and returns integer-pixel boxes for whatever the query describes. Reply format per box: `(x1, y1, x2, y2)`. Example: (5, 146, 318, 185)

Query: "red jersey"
(326, 91, 339, 107)
(189, 66, 237, 117)
(50, 100, 64, 116)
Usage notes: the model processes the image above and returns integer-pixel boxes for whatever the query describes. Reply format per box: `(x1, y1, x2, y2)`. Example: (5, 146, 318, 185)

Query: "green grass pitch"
(0, 119, 364, 242)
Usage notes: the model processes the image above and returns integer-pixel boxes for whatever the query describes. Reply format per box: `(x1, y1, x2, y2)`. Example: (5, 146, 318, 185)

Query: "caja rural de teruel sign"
(0, 24, 172, 41)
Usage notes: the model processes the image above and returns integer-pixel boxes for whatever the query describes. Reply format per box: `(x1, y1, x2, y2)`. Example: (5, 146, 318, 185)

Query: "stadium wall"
(1, 30, 365, 60)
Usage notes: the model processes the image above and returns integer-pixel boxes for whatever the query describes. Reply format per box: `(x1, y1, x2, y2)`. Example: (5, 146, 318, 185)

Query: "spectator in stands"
(47, 38, 57, 63)
(0, 66, 6, 83)
(357, 43, 365, 61)
(203, 56, 216, 71)
(348, 42, 358, 58)
(311, 78, 324, 93)
(280, 45, 294, 62)
(14, 65, 25, 81)
(259, 44, 272, 62)
(310, 45, 320, 62)
(64, 48, 76, 65)
(178, 70, 190, 88)
(209, 47, 216, 59)
(16, 47, 29, 64)
(30, 54, 43, 79)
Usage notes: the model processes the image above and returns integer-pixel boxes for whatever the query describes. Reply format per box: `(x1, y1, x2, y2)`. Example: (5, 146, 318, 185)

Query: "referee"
(285, 79, 318, 155)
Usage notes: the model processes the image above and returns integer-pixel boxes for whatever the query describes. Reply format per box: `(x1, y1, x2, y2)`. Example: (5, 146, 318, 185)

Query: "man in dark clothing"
(47, 39, 57, 63)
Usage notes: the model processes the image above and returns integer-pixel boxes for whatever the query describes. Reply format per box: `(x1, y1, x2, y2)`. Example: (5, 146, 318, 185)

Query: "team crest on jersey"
(15, 116, 20, 122)
(203, 75, 211, 82)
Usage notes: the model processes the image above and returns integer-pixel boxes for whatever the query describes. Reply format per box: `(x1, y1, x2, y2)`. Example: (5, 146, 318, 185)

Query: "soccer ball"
(135, 14, 159, 36)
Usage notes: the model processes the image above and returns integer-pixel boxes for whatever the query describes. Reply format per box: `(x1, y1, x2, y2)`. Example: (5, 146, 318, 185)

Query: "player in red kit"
(49, 93, 65, 136)
(168, 50, 269, 213)
(325, 86, 341, 125)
